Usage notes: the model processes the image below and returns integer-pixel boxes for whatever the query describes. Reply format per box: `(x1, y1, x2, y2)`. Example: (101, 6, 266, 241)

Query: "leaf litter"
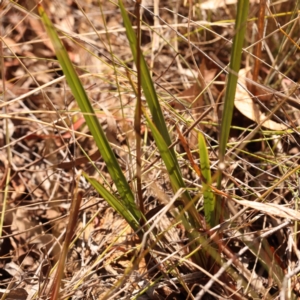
(1, 0, 300, 299)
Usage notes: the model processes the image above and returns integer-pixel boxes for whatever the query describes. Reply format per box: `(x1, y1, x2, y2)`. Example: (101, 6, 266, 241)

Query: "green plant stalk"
(142, 108, 206, 266)
(84, 175, 140, 232)
(118, 0, 173, 151)
(198, 133, 216, 228)
(38, 4, 141, 224)
(119, 0, 208, 265)
(217, 0, 249, 224)
(219, 0, 249, 162)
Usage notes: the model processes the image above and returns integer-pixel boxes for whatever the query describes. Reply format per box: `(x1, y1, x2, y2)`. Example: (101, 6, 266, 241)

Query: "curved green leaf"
(38, 4, 140, 221)
(198, 133, 215, 228)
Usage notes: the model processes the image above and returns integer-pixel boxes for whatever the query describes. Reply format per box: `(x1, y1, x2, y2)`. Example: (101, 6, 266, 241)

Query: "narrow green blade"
(198, 133, 216, 228)
(38, 4, 140, 221)
(84, 175, 140, 232)
(119, 0, 173, 149)
(219, 0, 249, 161)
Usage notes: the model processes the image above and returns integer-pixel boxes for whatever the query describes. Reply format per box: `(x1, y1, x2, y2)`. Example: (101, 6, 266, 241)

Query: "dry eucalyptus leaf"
(200, 0, 258, 9)
(3, 262, 23, 279)
(3, 288, 28, 300)
(234, 68, 287, 130)
(174, 65, 216, 149)
(232, 198, 300, 221)
(11, 208, 41, 242)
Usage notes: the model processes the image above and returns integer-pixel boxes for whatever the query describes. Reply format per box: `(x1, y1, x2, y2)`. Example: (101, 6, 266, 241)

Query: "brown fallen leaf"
(231, 198, 300, 221)
(172, 63, 216, 149)
(55, 147, 100, 170)
(234, 68, 287, 131)
(171, 75, 203, 111)
(200, 0, 258, 10)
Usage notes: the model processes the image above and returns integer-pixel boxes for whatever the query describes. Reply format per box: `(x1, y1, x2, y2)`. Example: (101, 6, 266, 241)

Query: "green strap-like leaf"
(38, 4, 140, 222)
(198, 133, 215, 228)
(219, 0, 249, 161)
(118, 0, 173, 149)
(84, 175, 141, 232)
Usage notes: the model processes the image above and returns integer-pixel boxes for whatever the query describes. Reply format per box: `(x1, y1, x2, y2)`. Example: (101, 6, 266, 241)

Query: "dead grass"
(1, 0, 300, 299)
